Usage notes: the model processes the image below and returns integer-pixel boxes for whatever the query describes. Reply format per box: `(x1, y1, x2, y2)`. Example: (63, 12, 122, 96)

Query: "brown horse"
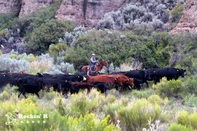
(80, 60, 108, 74)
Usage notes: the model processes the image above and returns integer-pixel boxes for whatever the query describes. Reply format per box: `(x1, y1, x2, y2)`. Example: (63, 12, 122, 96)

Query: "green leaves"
(27, 19, 75, 54)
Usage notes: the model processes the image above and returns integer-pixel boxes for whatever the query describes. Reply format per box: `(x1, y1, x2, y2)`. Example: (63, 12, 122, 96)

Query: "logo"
(5, 110, 48, 125)
(5, 112, 18, 125)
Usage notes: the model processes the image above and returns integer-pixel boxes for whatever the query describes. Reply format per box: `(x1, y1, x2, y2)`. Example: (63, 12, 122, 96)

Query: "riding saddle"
(88, 65, 96, 71)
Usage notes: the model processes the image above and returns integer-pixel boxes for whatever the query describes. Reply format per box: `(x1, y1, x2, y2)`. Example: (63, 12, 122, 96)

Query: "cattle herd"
(0, 67, 186, 98)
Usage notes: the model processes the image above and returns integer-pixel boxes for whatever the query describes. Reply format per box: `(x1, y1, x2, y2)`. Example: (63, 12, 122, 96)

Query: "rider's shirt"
(90, 56, 97, 64)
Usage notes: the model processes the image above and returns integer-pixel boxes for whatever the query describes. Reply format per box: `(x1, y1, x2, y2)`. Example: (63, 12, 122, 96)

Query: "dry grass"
(120, 61, 143, 71)
(27, 60, 53, 74)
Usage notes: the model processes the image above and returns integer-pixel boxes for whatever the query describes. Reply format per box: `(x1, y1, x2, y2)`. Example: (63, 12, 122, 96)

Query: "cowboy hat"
(92, 53, 95, 55)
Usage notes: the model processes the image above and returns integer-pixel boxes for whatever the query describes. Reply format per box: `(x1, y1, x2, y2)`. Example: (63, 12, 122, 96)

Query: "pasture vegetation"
(0, 0, 197, 130)
(0, 76, 197, 131)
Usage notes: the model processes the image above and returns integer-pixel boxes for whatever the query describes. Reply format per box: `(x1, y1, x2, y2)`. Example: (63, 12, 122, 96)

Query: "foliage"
(183, 94, 197, 107)
(152, 77, 186, 98)
(59, 25, 87, 47)
(0, 29, 6, 36)
(103, 98, 126, 124)
(0, 51, 74, 74)
(170, 110, 197, 130)
(147, 94, 162, 105)
(0, 95, 119, 131)
(170, 2, 185, 24)
(12, 0, 62, 37)
(0, 12, 17, 30)
(65, 30, 170, 69)
(168, 123, 193, 131)
(129, 89, 153, 99)
(49, 43, 68, 59)
(118, 98, 163, 131)
(96, 0, 186, 31)
(26, 19, 75, 54)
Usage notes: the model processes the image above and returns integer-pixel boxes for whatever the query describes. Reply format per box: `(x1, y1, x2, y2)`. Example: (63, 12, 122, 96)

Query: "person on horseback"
(89, 53, 98, 71)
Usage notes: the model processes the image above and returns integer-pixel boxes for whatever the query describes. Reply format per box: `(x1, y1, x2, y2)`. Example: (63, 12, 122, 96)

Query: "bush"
(152, 77, 184, 98)
(183, 94, 197, 107)
(49, 43, 68, 62)
(168, 123, 193, 131)
(170, 2, 185, 24)
(103, 98, 125, 124)
(118, 98, 163, 131)
(147, 94, 162, 105)
(0, 95, 119, 131)
(65, 30, 170, 69)
(69, 89, 105, 117)
(27, 19, 75, 54)
(0, 13, 16, 30)
(129, 89, 153, 99)
(172, 110, 197, 130)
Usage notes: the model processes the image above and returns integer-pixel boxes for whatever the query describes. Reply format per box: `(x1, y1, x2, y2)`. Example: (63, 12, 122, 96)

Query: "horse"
(80, 60, 108, 75)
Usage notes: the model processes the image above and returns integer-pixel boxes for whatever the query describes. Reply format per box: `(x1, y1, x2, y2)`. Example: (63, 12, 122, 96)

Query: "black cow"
(123, 70, 150, 88)
(37, 73, 86, 82)
(71, 82, 93, 94)
(14, 75, 44, 98)
(0, 70, 11, 89)
(153, 67, 186, 84)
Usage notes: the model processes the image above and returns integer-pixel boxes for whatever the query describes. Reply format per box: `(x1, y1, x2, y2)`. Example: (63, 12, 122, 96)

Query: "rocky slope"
(170, 0, 197, 35)
(54, 0, 130, 28)
(18, 0, 54, 18)
(0, 0, 197, 33)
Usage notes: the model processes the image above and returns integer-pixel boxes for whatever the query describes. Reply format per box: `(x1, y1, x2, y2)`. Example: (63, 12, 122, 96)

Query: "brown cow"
(109, 73, 134, 90)
(87, 74, 134, 91)
(87, 75, 119, 84)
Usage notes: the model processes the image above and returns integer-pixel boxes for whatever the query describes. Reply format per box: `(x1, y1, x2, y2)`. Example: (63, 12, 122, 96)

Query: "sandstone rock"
(0, 0, 21, 14)
(55, 0, 130, 28)
(18, 0, 53, 18)
(170, 0, 197, 35)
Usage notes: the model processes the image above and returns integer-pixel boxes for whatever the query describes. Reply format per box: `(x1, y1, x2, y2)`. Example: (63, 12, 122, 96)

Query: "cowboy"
(89, 53, 98, 71)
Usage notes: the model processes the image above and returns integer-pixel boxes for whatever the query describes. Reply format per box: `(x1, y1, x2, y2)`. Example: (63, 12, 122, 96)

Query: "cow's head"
(178, 69, 186, 77)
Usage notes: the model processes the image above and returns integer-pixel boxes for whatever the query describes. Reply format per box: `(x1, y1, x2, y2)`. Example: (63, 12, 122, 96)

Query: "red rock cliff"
(170, 0, 197, 35)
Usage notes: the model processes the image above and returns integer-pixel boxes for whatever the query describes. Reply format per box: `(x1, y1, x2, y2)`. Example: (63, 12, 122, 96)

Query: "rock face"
(0, 0, 21, 14)
(55, 0, 129, 28)
(18, 0, 53, 18)
(170, 0, 197, 35)
(1, 0, 197, 33)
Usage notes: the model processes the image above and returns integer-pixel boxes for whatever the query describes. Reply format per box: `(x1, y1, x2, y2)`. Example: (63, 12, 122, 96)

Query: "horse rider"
(89, 53, 98, 71)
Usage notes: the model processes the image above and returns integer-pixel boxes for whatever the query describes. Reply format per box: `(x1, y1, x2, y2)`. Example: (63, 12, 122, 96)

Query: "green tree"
(27, 19, 75, 54)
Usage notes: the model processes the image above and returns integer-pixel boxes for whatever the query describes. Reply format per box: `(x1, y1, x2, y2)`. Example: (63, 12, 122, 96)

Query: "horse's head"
(101, 60, 108, 67)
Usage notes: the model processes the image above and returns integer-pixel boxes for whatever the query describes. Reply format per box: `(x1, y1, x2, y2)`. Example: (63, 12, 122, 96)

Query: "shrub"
(59, 25, 87, 47)
(12, 0, 62, 37)
(118, 98, 163, 131)
(129, 89, 153, 99)
(183, 77, 197, 95)
(65, 30, 170, 69)
(152, 77, 184, 98)
(168, 123, 193, 131)
(69, 89, 105, 117)
(183, 94, 197, 107)
(27, 19, 75, 54)
(96, 11, 125, 30)
(103, 99, 125, 123)
(173, 110, 197, 130)
(0, 13, 16, 30)
(170, 2, 185, 24)
(0, 90, 9, 101)
(178, 110, 190, 126)
(48, 43, 68, 63)
(147, 94, 162, 105)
